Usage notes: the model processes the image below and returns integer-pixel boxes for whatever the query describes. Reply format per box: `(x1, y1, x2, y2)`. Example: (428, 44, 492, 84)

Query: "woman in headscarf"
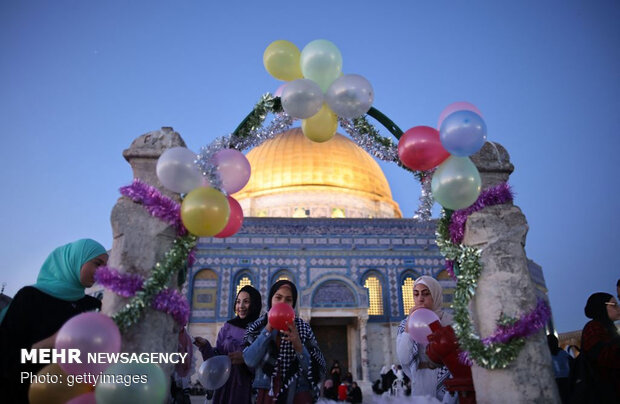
(243, 279, 326, 404)
(0, 238, 108, 403)
(194, 285, 262, 404)
(579, 292, 620, 403)
(396, 275, 454, 402)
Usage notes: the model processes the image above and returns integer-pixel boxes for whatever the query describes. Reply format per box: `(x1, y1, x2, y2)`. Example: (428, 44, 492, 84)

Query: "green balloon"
(300, 39, 342, 92)
(95, 362, 167, 404)
(431, 156, 481, 210)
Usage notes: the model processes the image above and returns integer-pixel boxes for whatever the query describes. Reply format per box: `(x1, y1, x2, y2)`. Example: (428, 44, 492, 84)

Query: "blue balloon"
(439, 110, 487, 156)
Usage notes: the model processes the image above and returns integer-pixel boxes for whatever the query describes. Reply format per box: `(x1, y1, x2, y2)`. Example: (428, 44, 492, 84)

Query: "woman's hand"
(32, 331, 58, 349)
(228, 351, 245, 365)
(193, 336, 208, 348)
(265, 322, 273, 333)
(281, 321, 302, 353)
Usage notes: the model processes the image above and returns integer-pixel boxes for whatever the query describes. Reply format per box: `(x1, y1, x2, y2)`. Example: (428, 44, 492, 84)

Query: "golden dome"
(234, 128, 402, 218)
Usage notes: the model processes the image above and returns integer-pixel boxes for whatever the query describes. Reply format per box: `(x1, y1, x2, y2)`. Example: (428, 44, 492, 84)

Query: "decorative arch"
(191, 269, 218, 322)
(270, 269, 295, 285)
(311, 279, 358, 308)
(231, 269, 254, 315)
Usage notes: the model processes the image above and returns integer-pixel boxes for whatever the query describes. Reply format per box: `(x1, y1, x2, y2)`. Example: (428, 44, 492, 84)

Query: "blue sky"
(1, 1, 618, 333)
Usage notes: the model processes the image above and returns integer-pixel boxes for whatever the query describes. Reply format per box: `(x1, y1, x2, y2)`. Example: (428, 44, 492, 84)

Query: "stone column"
(102, 127, 187, 378)
(463, 142, 559, 403)
(359, 315, 369, 382)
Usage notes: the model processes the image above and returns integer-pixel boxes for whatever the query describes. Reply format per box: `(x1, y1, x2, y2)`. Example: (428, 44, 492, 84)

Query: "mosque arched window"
(271, 270, 294, 284)
(191, 269, 218, 322)
(401, 275, 416, 315)
(235, 275, 253, 295)
(363, 273, 384, 316)
(331, 208, 346, 218)
(293, 207, 309, 218)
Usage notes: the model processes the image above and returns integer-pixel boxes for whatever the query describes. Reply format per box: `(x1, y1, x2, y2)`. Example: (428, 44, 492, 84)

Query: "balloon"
(268, 302, 295, 331)
(281, 79, 324, 119)
(300, 39, 343, 92)
(263, 40, 303, 81)
(325, 74, 374, 119)
(28, 364, 92, 404)
(95, 363, 167, 404)
(407, 308, 441, 345)
(55, 312, 121, 375)
(273, 83, 287, 98)
(398, 126, 450, 171)
(198, 355, 232, 390)
(439, 110, 487, 156)
(301, 103, 338, 143)
(212, 149, 251, 194)
(214, 196, 244, 238)
(67, 392, 97, 404)
(431, 156, 481, 210)
(156, 147, 203, 194)
(437, 101, 483, 129)
(181, 187, 230, 237)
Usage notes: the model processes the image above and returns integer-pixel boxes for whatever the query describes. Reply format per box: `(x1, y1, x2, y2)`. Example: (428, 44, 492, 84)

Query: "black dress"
(0, 286, 101, 403)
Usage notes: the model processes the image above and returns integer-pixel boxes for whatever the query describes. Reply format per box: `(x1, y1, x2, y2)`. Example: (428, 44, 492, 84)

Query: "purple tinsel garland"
(449, 182, 513, 244)
(95, 266, 190, 326)
(481, 298, 551, 345)
(444, 260, 456, 281)
(120, 179, 186, 236)
(94, 266, 144, 297)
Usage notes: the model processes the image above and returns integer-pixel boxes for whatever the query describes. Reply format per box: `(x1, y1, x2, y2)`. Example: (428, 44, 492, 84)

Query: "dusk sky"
(1, 1, 618, 333)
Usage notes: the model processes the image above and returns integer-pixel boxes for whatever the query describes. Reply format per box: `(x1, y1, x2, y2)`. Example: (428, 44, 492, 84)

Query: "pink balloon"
(398, 126, 450, 171)
(273, 83, 287, 98)
(407, 308, 440, 345)
(437, 102, 483, 129)
(214, 196, 244, 238)
(67, 392, 97, 404)
(55, 312, 121, 375)
(213, 149, 251, 194)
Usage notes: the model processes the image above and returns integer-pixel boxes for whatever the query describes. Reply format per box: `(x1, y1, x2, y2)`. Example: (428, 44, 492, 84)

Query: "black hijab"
(584, 292, 618, 337)
(227, 285, 262, 329)
(267, 279, 298, 309)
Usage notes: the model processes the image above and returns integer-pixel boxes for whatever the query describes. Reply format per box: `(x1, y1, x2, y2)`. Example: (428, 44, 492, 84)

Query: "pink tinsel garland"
(120, 179, 187, 236)
(95, 266, 190, 326)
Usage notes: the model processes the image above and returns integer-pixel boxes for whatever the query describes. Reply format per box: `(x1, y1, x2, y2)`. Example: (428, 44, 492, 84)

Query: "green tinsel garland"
(113, 234, 197, 331)
(436, 210, 525, 369)
(231, 93, 282, 140)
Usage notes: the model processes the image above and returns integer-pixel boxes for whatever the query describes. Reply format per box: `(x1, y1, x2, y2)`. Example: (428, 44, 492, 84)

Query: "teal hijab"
(0, 239, 107, 324)
(33, 238, 107, 301)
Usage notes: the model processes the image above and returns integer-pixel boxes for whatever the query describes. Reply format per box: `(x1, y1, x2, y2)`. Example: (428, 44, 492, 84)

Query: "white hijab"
(414, 275, 452, 326)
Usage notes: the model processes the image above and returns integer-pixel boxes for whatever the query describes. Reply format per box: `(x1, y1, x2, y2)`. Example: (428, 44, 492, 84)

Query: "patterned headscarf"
(34, 239, 107, 301)
(244, 281, 326, 401)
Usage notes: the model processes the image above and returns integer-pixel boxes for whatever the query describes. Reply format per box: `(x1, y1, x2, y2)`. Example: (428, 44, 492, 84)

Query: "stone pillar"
(359, 315, 369, 382)
(102, 127, 187, 378)
(463, 142, 559, 403)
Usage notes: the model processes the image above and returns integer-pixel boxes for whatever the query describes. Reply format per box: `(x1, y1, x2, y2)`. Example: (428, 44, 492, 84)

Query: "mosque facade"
(185, 128, 549, 384)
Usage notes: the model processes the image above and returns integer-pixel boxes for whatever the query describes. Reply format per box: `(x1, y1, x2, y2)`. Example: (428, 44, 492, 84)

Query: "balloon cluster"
(29, 312, 167, 404)
(264, 39, 374, 143)
(398, 102, 487, 210)
(156, 147, 250, 237)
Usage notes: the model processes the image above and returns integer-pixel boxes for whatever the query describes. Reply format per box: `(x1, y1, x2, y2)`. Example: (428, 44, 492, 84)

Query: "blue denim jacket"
(243, 327, 312, 393)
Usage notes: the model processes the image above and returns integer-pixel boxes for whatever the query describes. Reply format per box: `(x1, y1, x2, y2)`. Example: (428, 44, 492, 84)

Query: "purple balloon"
(67, 393, 97, 404)
(437, 101, 483, 129)
(407, 308, 440, 345)
(212, 149, 251, 194)
(55, 312, 121, 375)
(273, 83, 287, 98)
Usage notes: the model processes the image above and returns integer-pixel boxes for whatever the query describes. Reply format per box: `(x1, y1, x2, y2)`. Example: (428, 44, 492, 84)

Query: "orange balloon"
(181, 187, 230, 236)
(28, 363, 92, 404)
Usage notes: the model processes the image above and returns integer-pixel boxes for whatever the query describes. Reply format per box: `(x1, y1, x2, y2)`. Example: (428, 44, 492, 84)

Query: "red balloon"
(398, 126, 450, 171)
(214, 196, 244, 238)
(268, 303, 295, 331)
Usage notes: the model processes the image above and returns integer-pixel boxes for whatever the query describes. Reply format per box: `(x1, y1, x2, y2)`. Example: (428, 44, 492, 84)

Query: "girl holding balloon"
(194, 285, 262, 404)
(0, 239, 108, 403)
(396, 276, 456, 402)
(243, 280, 326, 404)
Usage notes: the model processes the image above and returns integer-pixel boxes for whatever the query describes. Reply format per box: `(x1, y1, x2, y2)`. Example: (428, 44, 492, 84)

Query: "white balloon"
(281, 79, 324, 119)
(325, 74, 374, 119)
(198, 355, 232, 390)
(156, 147, 203, 194)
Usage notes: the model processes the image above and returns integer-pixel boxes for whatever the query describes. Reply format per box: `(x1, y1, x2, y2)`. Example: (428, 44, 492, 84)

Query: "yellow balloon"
(302, 103, 338, 143)
(28, 363, 92, 404)
(263, 40, 303, 81)
(181, 187, 230, 237)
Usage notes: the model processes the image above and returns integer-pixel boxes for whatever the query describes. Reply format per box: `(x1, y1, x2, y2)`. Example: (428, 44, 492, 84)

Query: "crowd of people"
(0, 238, 618, 403)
